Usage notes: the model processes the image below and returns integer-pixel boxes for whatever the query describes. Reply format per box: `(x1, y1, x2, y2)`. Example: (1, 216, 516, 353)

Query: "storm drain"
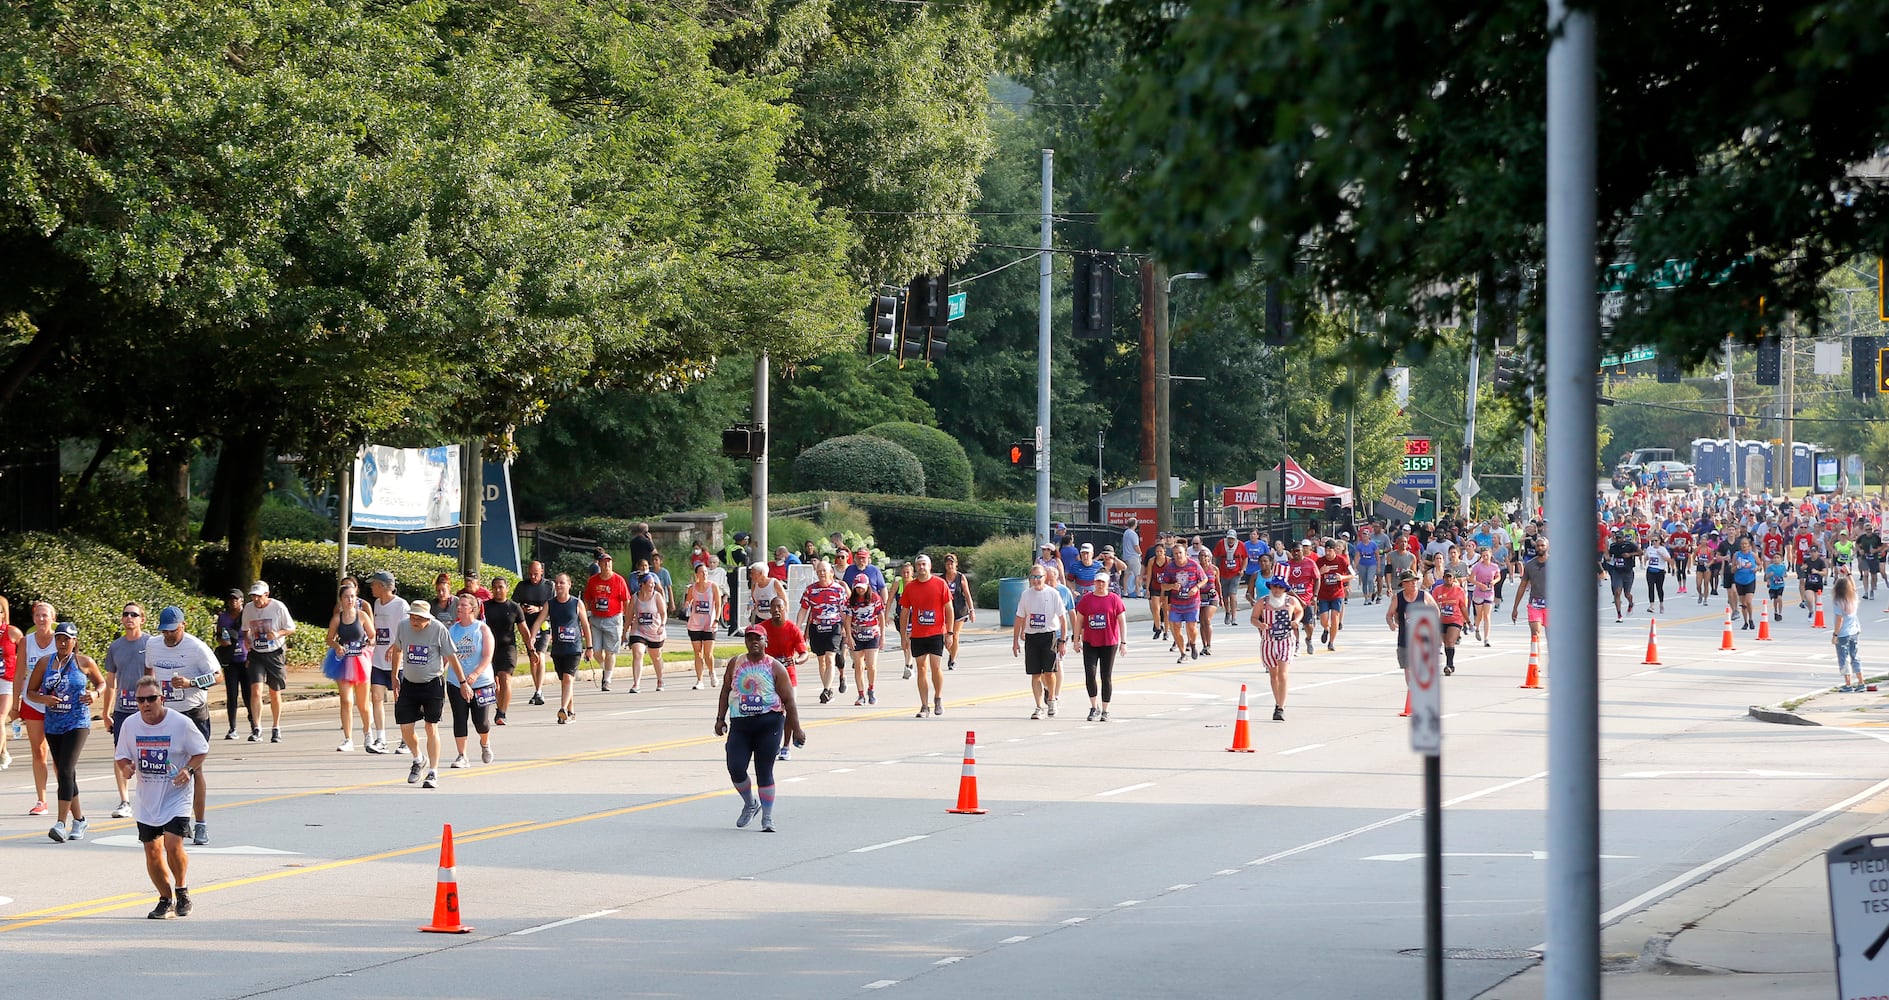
(1398, 948, 1539, 961)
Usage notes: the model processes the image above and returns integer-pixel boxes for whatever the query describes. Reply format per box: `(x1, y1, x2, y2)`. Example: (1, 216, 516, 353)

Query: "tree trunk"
(200, 440, 232, 543)
(0, 313, 69, 417)
(216, 429, 270, 591)
(145, 442, 191, 559)
(74, 432, 120, 494)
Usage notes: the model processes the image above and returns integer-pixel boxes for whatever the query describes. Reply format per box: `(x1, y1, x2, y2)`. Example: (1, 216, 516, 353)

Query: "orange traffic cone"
(1228, 684, 1257, 751)
(1399, 688, 1412, 717)
(947, 731, 988, 814)
(1757, 598, 1773, 641)
(419, 824, 473, 934)
(1520, 638, 1543, 690)
(1814, 593, 1826, 629)
(1720, 606, 1736, 650)
(1641, 619, 1662, 665)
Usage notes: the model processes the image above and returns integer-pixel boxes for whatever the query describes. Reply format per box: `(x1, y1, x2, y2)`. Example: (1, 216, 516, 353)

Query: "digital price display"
(1402, 437, 1436, 473)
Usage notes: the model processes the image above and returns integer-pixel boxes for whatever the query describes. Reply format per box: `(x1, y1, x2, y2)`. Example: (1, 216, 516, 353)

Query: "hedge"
(793, 435, 925, 496)
(966, 534, 1035, 608)
(767, 492, 1032, 558)
(860, 421, 974, 500)
(0, 533, 212, 663)
(259, 499, 334, 542)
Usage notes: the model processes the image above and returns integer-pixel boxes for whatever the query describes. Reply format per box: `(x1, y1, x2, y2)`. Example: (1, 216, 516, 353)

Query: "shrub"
(259, 497, 333, 542)
(539, 517, 644, 550)
(0, 533, 211, 662)
(818, 499, 873, 541)
(793, 435, 925, 496)
(711, 506, 837, 565)
(965, 534, 1036, 608)
(767, 491, 1032, 558)
(859, 422, 974, 500)
(197, 541, 519, 638)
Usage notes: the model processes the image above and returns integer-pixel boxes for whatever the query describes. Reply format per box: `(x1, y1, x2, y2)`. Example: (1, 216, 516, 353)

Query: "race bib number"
(1087, 613, 1108, 630)
(1323, 572, 1341, 586)
(1530, 597, 1547, 610)
(136, 737, 171, 777)
(405, 645, 432, 667)
(638, 612, 655, 628)
(1028, 612, 1048, 629)
(916, 610, 937, 626)
(118, 687, 137, 711)
(695, 601, 712, 615)
(557, 623, 580, 644)
(473, 684, 497, 707)
(593, 595, 611, 613)
(376, 626, 392, 646)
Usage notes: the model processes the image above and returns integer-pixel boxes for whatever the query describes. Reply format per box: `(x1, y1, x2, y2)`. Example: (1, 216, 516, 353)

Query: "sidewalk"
(1477, 790, 1888, 999)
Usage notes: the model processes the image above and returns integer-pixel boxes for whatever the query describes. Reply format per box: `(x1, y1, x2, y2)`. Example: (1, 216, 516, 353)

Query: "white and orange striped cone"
(1641, 619, 1662, 665)
(1228, 684, 1256, 751)
(419, 824, 473, 934)
(1757, 598, 1773, 641)
(947, 731, 988, 814)
(1719, 606, 1737, 651)
(1520, 638, 1543, 690)
(1814, 593, 1827, 629)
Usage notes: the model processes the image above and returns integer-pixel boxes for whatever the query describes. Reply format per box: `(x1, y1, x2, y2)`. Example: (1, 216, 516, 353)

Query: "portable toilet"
(1691, 438, 1729, 486)
(1736, 439, 1774, 490)
(1790, 442, 1818, 490)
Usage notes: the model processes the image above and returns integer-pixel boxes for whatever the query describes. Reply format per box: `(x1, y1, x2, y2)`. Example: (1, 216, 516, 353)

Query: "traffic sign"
(948, 292, 967, 322)
(1455, 474, 1479, 503)
(1598, 346, 1658, 367)
(1827, 834, 1889, 998)
(1406, 601, 1441, 756)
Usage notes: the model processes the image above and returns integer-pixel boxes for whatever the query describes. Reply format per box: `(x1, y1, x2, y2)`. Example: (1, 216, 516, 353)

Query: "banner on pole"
(352, 446, 461, 531)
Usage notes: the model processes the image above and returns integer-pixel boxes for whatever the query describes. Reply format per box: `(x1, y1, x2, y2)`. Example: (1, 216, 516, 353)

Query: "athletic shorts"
(394, 676, 445, 725)
(1472, 594, 1493, 606)
(491, 645, 516, 674)
(19, 700, 43, 721)
(1023, 631, 1058, 675)
(248, 649, 287, 691)
(909, 634, 946, 658)
(1733, 581, 1754, 595)
(809, 626, 842, 656)
(137, 816, 192, 843)
(1168, 607, 1199, 623)
(592, 616, 624, 653)
(686, 629, 716, 642)
(1201, 596, 1217, 607)
(1607, 569, 1633, 589)
(187, 708, 212, 741)
(1769, 589, 1785, 600)
(534, 630, 552, 652)
(1317, 598, 1343, 614)
(552, 653, 582, 677)
(1261, 636, 1295, 666)
(626, 634, 664, 650)
(0, 678, 10, 697)
(371, 666, 394, 688)
(1443, 621, 1465, 637)
(850, 636, 881, 651)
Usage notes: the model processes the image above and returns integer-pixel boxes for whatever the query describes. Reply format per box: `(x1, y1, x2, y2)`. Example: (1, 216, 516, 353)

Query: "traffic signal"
(1755, 335, 1780, 386)
(1656, 358, 1681, 383)
(867, 292, 899, 356)
(1008, 441, 1037, 468)
(1072, 252, 1115, 340)
(721, 424, 766, 460)
(1854, 336, 1881, 399)
(1264, 283, 1292, 346)
(1492, 356, 1519, 392)
(901, 269, 952, 363)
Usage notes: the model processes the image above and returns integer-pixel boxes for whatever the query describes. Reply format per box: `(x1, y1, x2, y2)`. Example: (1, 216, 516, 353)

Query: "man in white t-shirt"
(114, 676, 209, 919)
(1121, 519, 1143, 598)
(238, 581, 297, 743)
(145, 605, 220, 846)
(1012, 566, 1068, 719)
(367, 571, 408, 755)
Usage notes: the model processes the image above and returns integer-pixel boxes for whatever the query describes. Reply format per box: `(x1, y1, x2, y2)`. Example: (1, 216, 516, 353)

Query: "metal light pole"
(752, 352, 769, 561)
(1545, 1, 1601, 997)
(1037, 149, 1053, 545)
(1155, 270, 1208, 534)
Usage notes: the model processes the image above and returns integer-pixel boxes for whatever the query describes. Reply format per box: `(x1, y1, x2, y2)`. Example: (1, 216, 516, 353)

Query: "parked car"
(1639, 459, 1695, 489)
(1612, 447, 1678, 489)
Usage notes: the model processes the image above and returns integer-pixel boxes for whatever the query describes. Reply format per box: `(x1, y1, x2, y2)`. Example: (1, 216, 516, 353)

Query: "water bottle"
(9, 719, 21, 740)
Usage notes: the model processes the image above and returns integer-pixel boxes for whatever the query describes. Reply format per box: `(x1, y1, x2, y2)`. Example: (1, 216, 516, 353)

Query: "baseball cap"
(1103, 545, 1115, 554)
(1041, 542, 1056, 551)
(407, 600, 431, 618)
(1267, 576, 1288, 589)
(1226, 529, 1237, 538)
(157, 605, 186, 630)
(53, 621, 78, 637)
(248, 581, 270, 596)
(1080, 543, 1094, 554)
(597, 551, 613, 561)
(744, 623, 768, 637)
(225, 588, 243, 601)
(370, 570, 396, 586)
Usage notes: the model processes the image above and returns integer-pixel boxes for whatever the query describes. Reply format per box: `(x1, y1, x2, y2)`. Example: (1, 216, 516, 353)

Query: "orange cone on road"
(947, 731, 988, 814)
(1228, 684, 1256, 751)
(1720, 607, 1737, 651)
(1641, 619, 1662, 665)
(1757, 598, 1773, 641)
(1399, 688, 1412, 717)
(1520, 638, 1543, 690)
(419, 824, 473, 934)
(1814, 593, 1826, 629)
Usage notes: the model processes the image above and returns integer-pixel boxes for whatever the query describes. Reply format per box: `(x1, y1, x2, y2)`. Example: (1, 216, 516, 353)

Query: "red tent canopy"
(1222, 458, 1354, 511)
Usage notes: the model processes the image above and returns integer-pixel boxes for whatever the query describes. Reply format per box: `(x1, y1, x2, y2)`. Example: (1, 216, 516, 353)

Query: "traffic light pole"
(752, 351, 769, 563)
(1036, 148, 1054, 546)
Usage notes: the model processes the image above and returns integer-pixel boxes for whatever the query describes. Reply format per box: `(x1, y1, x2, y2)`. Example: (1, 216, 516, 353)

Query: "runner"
(389, 600, 463, 788)
(1860, 523, 1885, 600)
(1013, 565, 1065, 719)
(942, 553, 975, 671)
(212, 590, 251, 744)
(239, 581, 295, 743)
(1643, 532, 1671, 614)
(583, 553, 632, 691)
(799, 561, 848, 704)
(1793, 521, 1818, 607)
(29, 621, 104, 842)
(512, 561, 555, 707)
(99, 603, 151, 821)
(899, 554, 953, 718)
(1251, 575, 1303, 721)
(683, 563, 723, 690)
(480, 578, 527, 725)
(322, 581, 374, 752)
(365, 571, 406, 753)
(1765, 551, 1788, 619)
(1509, 539, 1550, 645)
(446, 594, 498, 767)
(1196, 563, 1219, 656)
(714, 626, 805, 833)
(1468, 548, 1500, 645)
(1215, 530, 1245, 624)
(1431, 567, 1469, 676)
(1314, 537, 1353, 651)
(1605, 526, 1640, 621)
(1667, 526, 1692, 596)
(1799, 541, 1828, 623)
(113, 676, 208, 918)
(546, 574, 590, 724)
(13, 601, 56, 816)
(1242, 528, 1267, 604)
(1285, 541, 1319, 655)
(1075, 571, 1127, 722)
(1066, 543, 1101, 599)
(1387, 570, 1439, 672)
(1355, 527, 1382, 605)
(1165, 545, 1206, 663)
(843, 574, 884, 705)
(890, 560, 915, 676)
(144, 605, 220, 846)
(1694, 532, 1716, 603)
(1143, 544, 1171, 641)
(746, 563, 787, 628)
(757, 597, 807, 758)
(624, 571, 669, 693)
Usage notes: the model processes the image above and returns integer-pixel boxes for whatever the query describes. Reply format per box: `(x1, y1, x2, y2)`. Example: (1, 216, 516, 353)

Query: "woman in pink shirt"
(1074, 573, 1128, 722)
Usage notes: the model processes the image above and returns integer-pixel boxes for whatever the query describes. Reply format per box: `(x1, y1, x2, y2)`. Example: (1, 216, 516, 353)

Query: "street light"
(1155, 270, 1208, 533)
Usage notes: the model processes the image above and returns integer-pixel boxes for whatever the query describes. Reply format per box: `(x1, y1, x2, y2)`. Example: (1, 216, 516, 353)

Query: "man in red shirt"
(1793, 526, 1819, 608)
(756, 596, 807, 760)
(797, 561, 849, 704)
(1313, 538, 1353, 652)
(1761, 524, 1784, 562)
(899, 554, 954, 718)
(1285, 541, 1320, 655)
(1213, 530, 1246, 625)
(584, 553, 633, 692)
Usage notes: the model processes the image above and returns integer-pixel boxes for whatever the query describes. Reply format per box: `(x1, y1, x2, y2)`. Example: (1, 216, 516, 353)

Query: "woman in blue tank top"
(28, 622, 106, 842)
(714, 626, 806, 833)
(446, 594, 497, 767)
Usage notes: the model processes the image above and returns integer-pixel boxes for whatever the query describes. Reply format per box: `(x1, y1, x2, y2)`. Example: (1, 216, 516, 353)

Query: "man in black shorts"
(1604, 526, 1641, 622)
(389, 601, 463, 789)
(511, 561, 556, 707)
(483, 578, 530, 725)
(113, 677, 208, 919)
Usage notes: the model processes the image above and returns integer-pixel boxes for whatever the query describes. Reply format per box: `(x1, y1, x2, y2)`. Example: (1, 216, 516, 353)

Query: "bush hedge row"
(0, 533, 213, 662)
(860, 421, 973, 500)
(793, 435, 925, 496)
(768, 492, 1032, 557)
(964, 534, 1036, 608)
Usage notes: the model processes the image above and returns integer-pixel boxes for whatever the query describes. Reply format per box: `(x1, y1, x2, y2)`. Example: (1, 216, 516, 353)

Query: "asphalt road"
(3, 582, 1883, 1000)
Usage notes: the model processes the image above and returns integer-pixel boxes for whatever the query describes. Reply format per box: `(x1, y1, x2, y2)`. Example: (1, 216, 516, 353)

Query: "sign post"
(1827, 834, 1889, 999)
(1406, 600, 1443, 1000)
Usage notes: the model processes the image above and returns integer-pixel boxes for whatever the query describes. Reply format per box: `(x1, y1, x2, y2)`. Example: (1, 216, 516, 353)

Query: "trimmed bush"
(0, 533, 211, 663)
(793, 435, 925, 496)
(767, 491, 1032, 558)
(198, 541, 519, 643)
(259, 498, 333, 542)
(538, 517, 644, 551)
(860, 421, 974, 500)
(965, 534, 1035, 608)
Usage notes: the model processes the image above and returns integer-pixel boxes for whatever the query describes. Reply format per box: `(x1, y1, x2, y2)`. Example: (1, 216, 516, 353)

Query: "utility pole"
(1153, 262, 1172, 534)
(337, 461, 352, 582)
(1459, 282, 1483, 518)
(1545, 1, 1601, 997)
(461, 438, 483, 576)
(1726, 336, 1738, 493)
(1139, 263, 1157, 481)
(1036, 148, 1054, 545)
(752, 353, 769, 560)
(1522, 346, 1537, 517)
(1781, 326, 1796, 495)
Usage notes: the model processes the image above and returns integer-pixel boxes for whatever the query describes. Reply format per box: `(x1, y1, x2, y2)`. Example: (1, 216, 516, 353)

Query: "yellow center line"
(0, 653, 1269, 931)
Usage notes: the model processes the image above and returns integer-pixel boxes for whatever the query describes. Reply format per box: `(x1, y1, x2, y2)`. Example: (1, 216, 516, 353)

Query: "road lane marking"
(1000, 935, 1031, 944)
(934, 957, 965, 966)
(88, 835, 299, 856)
(511, 909, 620, 936)
(1116, 899, 1141, 907)
(1246, 771, 1548, 867)
(1214, 869, 1240, 875)
(863, 980, 900, 989)
(851, 835, 929, 854)
(830, 768, 856, 773)
(1363, 852, 1634, 862)
(1277, 743, 1325, 756)
(1096, 782, 1155, 797)
(1617, 769, 1830, 779)
(1167, 883, 1195, 891)
(1060, 917, 1087, 924)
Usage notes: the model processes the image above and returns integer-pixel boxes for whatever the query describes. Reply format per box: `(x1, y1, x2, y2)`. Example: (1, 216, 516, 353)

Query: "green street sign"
(1599, 346, 1657, 367)
(948, 292, 966, 322)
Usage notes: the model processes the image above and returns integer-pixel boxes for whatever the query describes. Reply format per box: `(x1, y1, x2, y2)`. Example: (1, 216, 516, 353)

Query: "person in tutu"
(324, 578, 375, 752)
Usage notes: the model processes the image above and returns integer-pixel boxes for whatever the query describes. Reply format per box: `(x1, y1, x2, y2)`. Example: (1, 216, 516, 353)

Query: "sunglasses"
(136, 694, 161, 703)
(1029, 575, 1046, 581)
(122, 611, 142, 618)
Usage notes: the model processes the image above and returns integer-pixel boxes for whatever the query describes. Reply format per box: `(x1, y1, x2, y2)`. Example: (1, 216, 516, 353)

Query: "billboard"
(352, 446, 460, 531)
(1392, 437, 1439, 491)
(391, 460, 522, 573)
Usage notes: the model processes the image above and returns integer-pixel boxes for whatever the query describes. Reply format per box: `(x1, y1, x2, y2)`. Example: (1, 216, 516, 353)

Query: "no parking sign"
(1406, 602, 1441, 756)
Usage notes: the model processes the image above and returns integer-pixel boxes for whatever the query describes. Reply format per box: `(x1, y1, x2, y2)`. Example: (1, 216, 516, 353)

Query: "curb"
(1748, 705, 1821, 726)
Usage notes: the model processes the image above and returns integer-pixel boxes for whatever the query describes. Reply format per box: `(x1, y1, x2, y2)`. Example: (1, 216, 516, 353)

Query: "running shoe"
(393, 741, 409, 754)
(819, 688, 832, 704)
(450, 754, 469, 768)
(270, 728, 282, 743)
(917, 706, 930, 718)
(224, 730, 238, 741)
(692, 683, 703, 691)
(173, 889, 193, 917)
(1176, 650, 1187, 664)
(1190, 645, 1199, 660)
(47, 821, 65, 843)
(855, 694, 866, 706)
(192, 821, 207, 846)
(557, 709, 568, 724)
(529, 692, 545, 706)
(1087, 707, 1099, 722)
(1031, 707, 1042, 720)
(408, 759, 426, 784)
(1098, 710, 1109, 722)
(422, 770, 438, 789)
(868, 688, 876, 705)
(148, 897, 174, 920)
(68, 817, 87, 840)
(1272, 706, 1285, 722)
(27, 800, 46, 816)
(1047, 699, 1056, 717)
(494, 714, 506, 726)
(947, 659, 955, 670)
(838, 677, 846, 694)
(627, 687, 638, 694)
(247, 729, 261, 742)
(737, 800, 761, 828)
(0, 746, 8, 770)
(902, 664, 914, 680)
(777, 746, 791, 761)
(761, 820, 776, 833)
(600, 682, 611, 692)
(934, 698, 943, 716)
(112, 800, 133, 819)
(1203, 646, 1212, 656)
(481, 744, 493, 764)
(337, 739, 354, 752)
(1320, 628, 1330, 645)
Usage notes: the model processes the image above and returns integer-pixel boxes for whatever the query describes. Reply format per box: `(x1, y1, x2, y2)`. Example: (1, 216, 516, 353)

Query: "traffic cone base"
(1719, 607, 1736, 651)
(1520, 641, 1543, 689)
(1756, 598, 1772, 641)
(1814, 594, 1826, 629)
(1641, 619, 1662, 665)
(420, 824, 473, 934)
(1228, 683, 1256, 751)
(948, 730, 988, 814)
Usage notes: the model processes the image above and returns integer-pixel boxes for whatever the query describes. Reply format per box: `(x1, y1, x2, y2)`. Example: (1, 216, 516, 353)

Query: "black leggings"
(725, 713, 783, 787)
(448, 685, 494, 739)
(46, 727, 87, 803)
(1082, 643, 1118, 702)
(224, 660, 253, 729)
(1645, 570, 1666, 604)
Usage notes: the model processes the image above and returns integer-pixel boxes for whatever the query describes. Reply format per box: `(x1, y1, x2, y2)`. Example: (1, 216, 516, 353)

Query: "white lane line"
(1175, 706, 1196, 713)
(1000, 935, 1032, 944)
(1277, 743, 1325, 756)
(1167, 883, 1196, 891)
(1441, 713, 1460, 720)
(0, 896, 10, 907)
(1246, 771, 1548, 867)
(1293, 670, 1403, 692)
(1043, 731, 1063, 736)
(1060, 917, 1088, 925)
(511, 909, 620, 936)
(851, 835, 930, 854)
(1214, 868, 1240, 876)
(1146, 712, 1167, 717)
(1006, 738, 1025, 743)
(1096, 782, 1156, 797)
(607, 708, 663, 717)
(934, 957, 965, 966)
(877, 760, 900, 765)
(923, 752, 944, 757)
(785, 777, 807, 783)
(1116, 899, 1142, 907)
(863, 980, 900, 989)
(830, 768, 856, 773)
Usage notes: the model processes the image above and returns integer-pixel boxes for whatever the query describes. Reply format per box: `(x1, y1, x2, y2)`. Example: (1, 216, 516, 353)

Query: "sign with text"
(388, 460, 522, 573)
(1375, 483, 1420, 525)
(1827, 834, 1889, 1000)
(1393, 437, 1439, 491)
(352, 445, 460, 531)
